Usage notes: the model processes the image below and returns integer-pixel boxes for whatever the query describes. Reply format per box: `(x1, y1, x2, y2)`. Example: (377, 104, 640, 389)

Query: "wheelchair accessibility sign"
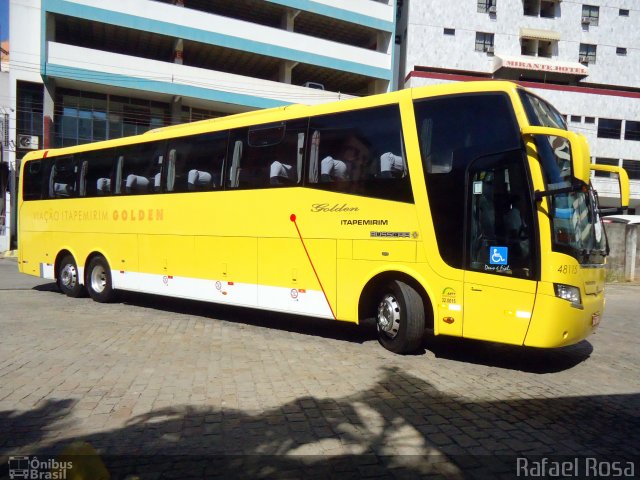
(490, 246, 508, 265)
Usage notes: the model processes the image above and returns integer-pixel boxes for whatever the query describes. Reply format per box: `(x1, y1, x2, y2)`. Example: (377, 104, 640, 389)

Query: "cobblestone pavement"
(0, 257, 638, 479)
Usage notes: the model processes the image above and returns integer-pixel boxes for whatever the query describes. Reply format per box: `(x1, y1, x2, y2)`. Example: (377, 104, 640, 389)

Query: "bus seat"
(53, 183, 72, 197)
(188, 170, 213, 190)
(269, 161, 295, 185)
(378, 152, 405, 178)
(125, 174, 150, 193)
(97, 178, 111, 194)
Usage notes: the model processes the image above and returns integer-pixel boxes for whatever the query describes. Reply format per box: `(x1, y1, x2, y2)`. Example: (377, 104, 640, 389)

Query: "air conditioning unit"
(486, 46, 495, 54)
(488, 5, 497, 14)
(581, 16, 591, 24)
(303, 81, 325, 90)
(579, 55, 589, 63)
(18, 135, 39, 150)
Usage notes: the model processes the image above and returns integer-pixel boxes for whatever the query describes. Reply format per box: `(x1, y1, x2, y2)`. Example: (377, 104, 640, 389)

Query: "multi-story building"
(1, 0, 397, 249)
(397, 0, 640, 210)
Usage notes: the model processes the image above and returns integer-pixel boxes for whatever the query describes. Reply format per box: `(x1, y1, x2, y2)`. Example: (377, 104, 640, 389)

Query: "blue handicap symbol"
(490, 246, 508, 265)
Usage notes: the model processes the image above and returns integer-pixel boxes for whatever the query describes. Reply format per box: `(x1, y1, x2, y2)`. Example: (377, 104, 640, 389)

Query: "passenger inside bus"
(320, 135, 370, 182)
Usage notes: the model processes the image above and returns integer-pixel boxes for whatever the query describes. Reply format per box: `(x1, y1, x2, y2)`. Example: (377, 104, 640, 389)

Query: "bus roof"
(21, 80, 522, 163)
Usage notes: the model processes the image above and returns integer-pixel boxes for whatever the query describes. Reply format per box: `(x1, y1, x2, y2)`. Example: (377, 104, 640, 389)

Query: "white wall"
(403, 0, 640, 89)
(64, 0, 391, 74)
(47, 43, 355, 105)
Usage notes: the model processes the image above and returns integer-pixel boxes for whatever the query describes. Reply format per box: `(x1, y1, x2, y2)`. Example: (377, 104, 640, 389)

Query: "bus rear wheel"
(86, 256, 115, 303)
(57, 254, 85, 298)
(376, 280, 425, 354)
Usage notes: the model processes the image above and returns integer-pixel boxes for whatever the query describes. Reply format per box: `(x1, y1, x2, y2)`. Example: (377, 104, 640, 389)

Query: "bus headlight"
(554, 283, 582, 308)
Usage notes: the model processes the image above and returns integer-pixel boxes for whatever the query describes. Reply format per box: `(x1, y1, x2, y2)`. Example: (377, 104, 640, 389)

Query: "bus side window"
(227, 119, 307, 190)
(119, 142, 165, 195)
(81, 150, 116, 197)
(306, 105, 412, 202)
(165, 131, 228, 193)
(414, 93, 521, 269)
(48, 156, 77, 198)
(23, 159, 46, 201)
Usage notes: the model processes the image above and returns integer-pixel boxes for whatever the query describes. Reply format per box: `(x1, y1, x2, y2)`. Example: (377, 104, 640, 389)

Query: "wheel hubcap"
(61, 264, 77, 288)
(90, 265, 107, 294)
(377, 294, 401, 339)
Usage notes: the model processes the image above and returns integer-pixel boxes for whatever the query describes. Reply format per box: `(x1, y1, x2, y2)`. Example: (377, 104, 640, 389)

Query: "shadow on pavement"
(0, 367, 637, 479)
(424, 335, 593, 374)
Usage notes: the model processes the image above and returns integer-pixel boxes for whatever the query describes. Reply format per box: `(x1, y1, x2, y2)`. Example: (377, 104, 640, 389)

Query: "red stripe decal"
(290, 214, 336, 320)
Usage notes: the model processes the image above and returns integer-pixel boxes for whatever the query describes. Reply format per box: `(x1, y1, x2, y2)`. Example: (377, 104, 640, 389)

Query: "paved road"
(0, 257, 638, 479)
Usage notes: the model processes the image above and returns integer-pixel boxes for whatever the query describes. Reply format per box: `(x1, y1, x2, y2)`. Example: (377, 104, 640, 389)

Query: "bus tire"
(57, 254, 85, 298)
(376, 280, 425, 354)
(86, 256, 115, 303)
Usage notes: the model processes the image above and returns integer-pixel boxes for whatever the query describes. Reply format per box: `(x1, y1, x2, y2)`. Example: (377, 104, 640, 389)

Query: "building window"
(16, 82, 44, 152)
(585, 117, 595, 124)
(623, 160, 640, 180)
(582, 5, 599, 26)
(524, 0, 557, 18)
(579, 44, 597, 64)
(521, 38, 556, 58)
(475, 32, 495, 53)
(477, 0, 496, 13)
(444, 28, 455, 36)
(593, 158, 619, 177)
(570, 115, 582, 123)
(55, 89, 171, 147)
(540, 0, 556, 18)
(616, 47, 627, 56)
(619, 9, 629, 17)
(625, 121, 640, 141)
(597, 118, 622, 139)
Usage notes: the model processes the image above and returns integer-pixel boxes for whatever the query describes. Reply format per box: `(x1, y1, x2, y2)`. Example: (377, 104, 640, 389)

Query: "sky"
(0, 0, 8, 43)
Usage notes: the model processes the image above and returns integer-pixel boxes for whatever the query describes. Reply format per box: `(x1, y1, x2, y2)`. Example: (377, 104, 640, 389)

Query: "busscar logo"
(9, 456, 73, 479)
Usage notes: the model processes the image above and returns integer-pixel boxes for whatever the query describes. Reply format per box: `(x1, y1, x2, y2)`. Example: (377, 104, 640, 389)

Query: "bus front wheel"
(57, 254, 85, 298)
(86, 256, 115, 303)
(376, 280, 425, 354)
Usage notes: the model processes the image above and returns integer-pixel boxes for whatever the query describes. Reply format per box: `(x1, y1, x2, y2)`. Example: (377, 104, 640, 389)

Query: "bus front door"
(462, 151, 537, 345)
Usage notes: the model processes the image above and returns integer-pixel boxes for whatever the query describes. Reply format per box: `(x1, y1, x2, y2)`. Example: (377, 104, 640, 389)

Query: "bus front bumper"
(524, 288, 604, 348)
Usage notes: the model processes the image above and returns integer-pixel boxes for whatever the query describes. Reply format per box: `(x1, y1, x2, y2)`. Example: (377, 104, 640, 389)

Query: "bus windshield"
(519, 90, 608, 263)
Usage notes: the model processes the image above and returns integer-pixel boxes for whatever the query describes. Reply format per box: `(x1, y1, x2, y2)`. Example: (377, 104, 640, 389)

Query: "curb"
(0, 250, 18, 259)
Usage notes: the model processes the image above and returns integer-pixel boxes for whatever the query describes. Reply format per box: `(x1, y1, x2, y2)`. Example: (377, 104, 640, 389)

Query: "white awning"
(493, 54, 588, 76)
(520, 28, 561, 41)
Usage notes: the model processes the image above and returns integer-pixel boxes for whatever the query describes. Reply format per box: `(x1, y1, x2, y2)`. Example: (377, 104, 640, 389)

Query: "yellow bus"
(18, 81, 629, 354)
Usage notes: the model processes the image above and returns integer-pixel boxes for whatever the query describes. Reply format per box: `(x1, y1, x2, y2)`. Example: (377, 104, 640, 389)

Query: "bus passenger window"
(227, 120, 307, 190)
(307, 105, 412, 202)
(166, 132, 227, 193)
(414, 93, 521, 269)
(48, 156, 77, 198)
(118, 142, 165, 195)
(23, 160, 46, 201)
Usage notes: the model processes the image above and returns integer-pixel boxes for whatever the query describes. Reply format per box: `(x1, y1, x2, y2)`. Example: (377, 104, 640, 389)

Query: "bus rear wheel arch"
(56, 252, 85, 298)
(85, 255, 116, 303)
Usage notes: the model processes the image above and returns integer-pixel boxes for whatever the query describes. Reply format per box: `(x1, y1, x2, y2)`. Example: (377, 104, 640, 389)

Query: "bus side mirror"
(590, 164, 630, 213)
(521, 126, 590, 184)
